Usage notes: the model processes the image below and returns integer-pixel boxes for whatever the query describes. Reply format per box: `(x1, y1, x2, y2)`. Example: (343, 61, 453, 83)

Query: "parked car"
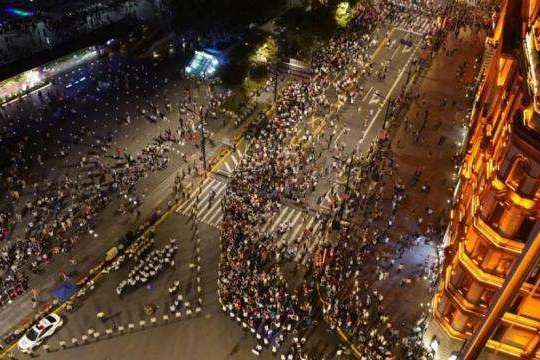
(17, 313, 63, 353)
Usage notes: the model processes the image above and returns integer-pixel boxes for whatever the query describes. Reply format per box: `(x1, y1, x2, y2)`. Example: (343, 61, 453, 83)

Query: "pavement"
(393, 17, 514, 360)
(34, 219, 277, 360)
(0, 14, 327, 357)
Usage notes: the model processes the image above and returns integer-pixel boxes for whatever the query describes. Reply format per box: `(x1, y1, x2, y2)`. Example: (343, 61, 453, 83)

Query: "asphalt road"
(2, 9, 438, 359)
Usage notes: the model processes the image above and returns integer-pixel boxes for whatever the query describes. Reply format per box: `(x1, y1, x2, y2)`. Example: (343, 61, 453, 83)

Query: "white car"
(17, 313, 63, 353)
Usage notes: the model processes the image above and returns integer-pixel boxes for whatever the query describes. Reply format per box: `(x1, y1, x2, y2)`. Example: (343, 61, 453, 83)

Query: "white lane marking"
(368, 92, 382, 106)
(357, 46, 418, 147)
(391, 47, 400, 60)
(361, 86, 374, 102)
(263, 206, 287, 233)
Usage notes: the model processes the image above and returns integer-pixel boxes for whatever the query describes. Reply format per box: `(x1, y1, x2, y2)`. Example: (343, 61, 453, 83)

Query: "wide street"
(0, 1, 479, 358)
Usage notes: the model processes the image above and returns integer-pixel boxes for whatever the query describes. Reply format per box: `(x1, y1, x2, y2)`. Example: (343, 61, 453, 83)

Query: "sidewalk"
(386, 21, 485, 336)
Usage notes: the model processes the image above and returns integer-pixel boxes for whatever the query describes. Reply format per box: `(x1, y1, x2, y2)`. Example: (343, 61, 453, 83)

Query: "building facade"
(433, 0, 540, 358)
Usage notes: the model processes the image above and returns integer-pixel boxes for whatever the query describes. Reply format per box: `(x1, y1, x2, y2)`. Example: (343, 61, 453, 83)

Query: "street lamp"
(180, 103, 209, 171)
(383, 98, 394, 130)
(332, 150, 356, 229)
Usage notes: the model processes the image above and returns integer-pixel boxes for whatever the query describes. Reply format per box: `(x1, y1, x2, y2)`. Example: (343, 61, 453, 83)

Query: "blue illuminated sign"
(5, 7, 34, 17)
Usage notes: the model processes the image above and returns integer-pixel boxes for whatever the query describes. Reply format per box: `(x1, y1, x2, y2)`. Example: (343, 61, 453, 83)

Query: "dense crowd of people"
(0, 0, 497, 356)
(314, 139, 437, 359)
(217, 0, 495, 358)
(316, 3, 493, 357)
(216, 1, 430, 358)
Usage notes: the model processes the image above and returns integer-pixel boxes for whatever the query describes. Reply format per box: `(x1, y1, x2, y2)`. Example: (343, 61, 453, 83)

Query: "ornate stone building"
(433, 0, 540, 358)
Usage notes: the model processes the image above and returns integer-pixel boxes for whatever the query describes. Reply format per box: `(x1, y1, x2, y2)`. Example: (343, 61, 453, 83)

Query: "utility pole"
(180, 103, 208, 172)
(274, 68, 279, 104)
(333, 151, 355, 229)
(383, 98, 394, 130)
(199, 107, 207, 171)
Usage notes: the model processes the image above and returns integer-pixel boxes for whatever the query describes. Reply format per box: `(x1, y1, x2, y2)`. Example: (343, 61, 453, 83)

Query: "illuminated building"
(433, 0, 540, 358)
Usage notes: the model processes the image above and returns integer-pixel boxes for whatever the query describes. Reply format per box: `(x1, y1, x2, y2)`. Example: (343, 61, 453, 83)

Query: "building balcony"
(457, 242, 537, 294)
(433, 292, 470, 341)
(492, 176, 537, 210)
(445, 274, 489, 316)
(473, 216, 524, 255)
(435, 286, 540, 358)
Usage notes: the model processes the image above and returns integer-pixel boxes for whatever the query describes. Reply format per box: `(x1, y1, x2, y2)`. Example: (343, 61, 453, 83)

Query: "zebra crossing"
(394, 15, 436, 36)
(174, 139, 325, 262)
(219, 147, 246, 176)
(175, 143, 247, 226)
(175, 177, 226, 228)
(262, 205, 325, 263)
(175, 174, 325, 263)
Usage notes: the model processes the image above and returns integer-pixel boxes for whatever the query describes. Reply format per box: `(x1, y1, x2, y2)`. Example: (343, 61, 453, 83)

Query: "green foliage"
(250, 36, 278, 65)
(335, 2, 354, 27)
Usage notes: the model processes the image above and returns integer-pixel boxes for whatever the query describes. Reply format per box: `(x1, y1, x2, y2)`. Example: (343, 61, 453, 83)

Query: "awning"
(51, 281, 77, 302)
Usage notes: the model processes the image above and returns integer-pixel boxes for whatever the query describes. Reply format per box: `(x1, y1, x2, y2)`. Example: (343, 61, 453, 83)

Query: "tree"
(250, 36, 278, 66)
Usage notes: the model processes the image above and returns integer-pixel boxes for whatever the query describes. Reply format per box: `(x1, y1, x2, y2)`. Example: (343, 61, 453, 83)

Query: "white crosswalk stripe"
(175, 177, 226, 228)
(419, 18, 431, 34)
(174, 166, 325, 262)
(220, 148, 245, 175)
(394, 15, 435, 36)
(176, 182, 324, 261)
